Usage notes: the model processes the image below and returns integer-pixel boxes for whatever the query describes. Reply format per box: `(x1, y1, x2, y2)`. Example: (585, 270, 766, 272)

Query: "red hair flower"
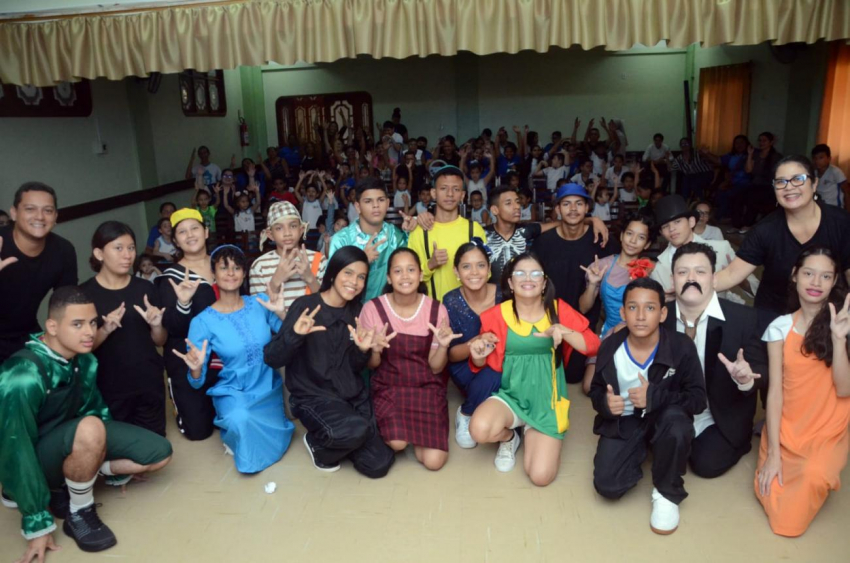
(626, 258, 654, 280)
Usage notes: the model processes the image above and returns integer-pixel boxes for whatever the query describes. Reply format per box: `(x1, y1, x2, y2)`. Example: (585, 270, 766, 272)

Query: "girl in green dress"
(468, 252, 600, 485)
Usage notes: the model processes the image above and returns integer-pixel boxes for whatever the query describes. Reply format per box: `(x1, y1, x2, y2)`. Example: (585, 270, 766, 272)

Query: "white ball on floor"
(264, 482, 277, 494)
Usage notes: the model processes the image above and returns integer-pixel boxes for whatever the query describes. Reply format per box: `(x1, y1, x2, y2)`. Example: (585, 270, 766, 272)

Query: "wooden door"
(275, 91, 373, 147)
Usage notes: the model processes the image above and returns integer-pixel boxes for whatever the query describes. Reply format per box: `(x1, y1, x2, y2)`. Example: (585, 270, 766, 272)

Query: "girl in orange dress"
(756, 246, 850, 537)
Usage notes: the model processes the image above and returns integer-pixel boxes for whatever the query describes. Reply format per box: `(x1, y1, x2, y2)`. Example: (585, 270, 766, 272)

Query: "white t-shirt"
(394, 189, 411, 209)
(699, 224, 724, 241)
(817, 164, 847, 207)
(233, 209, 256, 232)
(302, 199, 324, 230)
(590, 152, 610, 176)
(195, 163, 222, 188)
(591, 202, 611, 221)
(347, 201, 359, 224)
(619, 187, 637, 202)
(570, 173, 600, 188)
(613, 340, 657, 417)
(520, 204, 533, 221)
(415, 201, 429, 215)
(467, 179, 487, 201)
(135, 271, 159, 282)
(386, 132, 404, 164)
(156, 236, 177, 256)
(605, 166, 627, 187)
(543, 166, 569, 192)
(470, 207, 489, 226)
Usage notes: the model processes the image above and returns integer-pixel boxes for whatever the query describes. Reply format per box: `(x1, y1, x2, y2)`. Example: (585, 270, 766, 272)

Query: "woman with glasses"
(689, 200, 724, 241)
(715, 156, 850, 326)
(467, 252, 600, 485)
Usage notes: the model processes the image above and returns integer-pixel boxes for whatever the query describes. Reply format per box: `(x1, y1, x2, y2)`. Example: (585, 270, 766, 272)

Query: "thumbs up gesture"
(718, 348, 761, 387)
(628, 373, 649, 409)
(606, 384, 625, 416)
(427, 242, 449, 270)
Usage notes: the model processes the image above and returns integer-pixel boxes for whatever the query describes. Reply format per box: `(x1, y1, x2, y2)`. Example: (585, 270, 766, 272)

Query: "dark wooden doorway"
(275, 91, 373, 147)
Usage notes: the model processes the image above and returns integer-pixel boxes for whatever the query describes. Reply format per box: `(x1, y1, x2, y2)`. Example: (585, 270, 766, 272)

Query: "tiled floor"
(2, 386, 848, 562)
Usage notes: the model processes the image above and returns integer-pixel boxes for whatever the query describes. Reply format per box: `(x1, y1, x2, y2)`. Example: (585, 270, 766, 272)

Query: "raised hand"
(293, 245, 316, 284)
(168, 268, 201, 306)
(573, 117, 581, 130)
(427, 242, 449, 270)
(213, 182, 222, 194)
(606, 384, 625, 416)
(718, 348, 762, 386)
(512, 125, 521, 134)
(293, 306, 326, 335)
(172, 338, 208, 374)
(371, 322, 397, 354)
(348, 317, 376, 352)
(256, 286, 286, 318)
(428, 318, 463, 348)
(363, 234, 388, 264)
(134, 295, 165, 327)
(747, 144, 755, 157)
(628, 373, 649, 409)
(580, 254, 606, 285)
(102, 302, 126, 335)
(829, 293, 850, 341)
(0, 237, 19, 272)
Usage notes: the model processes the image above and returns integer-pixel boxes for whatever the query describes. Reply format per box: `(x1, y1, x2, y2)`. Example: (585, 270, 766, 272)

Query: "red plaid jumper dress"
(370, 297, 449, 451)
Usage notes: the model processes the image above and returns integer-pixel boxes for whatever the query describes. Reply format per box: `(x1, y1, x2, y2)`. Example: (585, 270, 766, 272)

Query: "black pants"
(105, 387, 167, 437)
(593, 405, 694, 504)
(165, 354, 218, 441)
(291, 392, 394, 479)
(689, 424, 751, 479)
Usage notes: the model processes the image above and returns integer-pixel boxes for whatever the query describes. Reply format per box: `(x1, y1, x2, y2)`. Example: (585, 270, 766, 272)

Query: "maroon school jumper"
(370, 297, 449, 451)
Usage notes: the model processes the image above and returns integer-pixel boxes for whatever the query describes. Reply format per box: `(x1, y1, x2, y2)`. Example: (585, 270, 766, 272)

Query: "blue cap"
(553, 183, 591, 204)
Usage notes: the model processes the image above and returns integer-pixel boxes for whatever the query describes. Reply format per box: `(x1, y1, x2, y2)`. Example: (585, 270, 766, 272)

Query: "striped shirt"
(671, 152, 714, 175)
(248, 249, 327, 311)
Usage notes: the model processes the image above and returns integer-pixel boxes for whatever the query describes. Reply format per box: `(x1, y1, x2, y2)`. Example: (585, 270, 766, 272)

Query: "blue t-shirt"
(146, 225, 160, 248)
(721, 153, 751, 187)
(497, 154, 521, 177)
(278, 146, 301, 168)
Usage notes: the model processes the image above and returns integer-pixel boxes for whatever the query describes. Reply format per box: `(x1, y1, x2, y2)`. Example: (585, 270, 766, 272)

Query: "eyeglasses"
(696, 210, 709, 216)
(772, 174, 809, 190)
(511, 270, 545, 281)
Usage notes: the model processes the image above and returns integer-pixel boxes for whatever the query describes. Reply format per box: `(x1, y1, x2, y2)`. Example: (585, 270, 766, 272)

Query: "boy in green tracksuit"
(0, 286, 172, 560)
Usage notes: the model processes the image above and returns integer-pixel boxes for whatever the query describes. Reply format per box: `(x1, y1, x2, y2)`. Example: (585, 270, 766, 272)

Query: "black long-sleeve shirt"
(264, 293, 369, 402)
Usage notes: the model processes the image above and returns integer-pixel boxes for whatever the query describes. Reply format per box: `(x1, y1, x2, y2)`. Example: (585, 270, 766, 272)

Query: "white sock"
(66, 476, 97, 513)
(99, 461, 115, 476)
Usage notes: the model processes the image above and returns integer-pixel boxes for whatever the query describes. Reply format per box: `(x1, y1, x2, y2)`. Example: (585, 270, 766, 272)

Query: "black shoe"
(303, 433, 340, 473)
(62, 504, 117, 552)
(49, 486, 70, 520)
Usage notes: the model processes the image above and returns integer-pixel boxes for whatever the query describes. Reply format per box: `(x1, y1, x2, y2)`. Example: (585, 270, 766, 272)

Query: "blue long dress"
(187, 294, 294, 473)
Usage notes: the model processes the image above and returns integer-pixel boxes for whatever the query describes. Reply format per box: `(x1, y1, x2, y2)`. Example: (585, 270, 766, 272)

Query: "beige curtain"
(2, 0, 850, 87)
(696, 63, 752, 155)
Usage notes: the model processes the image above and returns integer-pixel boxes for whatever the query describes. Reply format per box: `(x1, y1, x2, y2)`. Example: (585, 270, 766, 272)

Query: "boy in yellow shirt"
(407, 167, 485, 300)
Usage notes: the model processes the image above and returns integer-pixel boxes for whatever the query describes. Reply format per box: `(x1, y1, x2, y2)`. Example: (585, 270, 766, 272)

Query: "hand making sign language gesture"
(256, 282, 287, 319)
(580, 255, 606, 287)
(399, 211, 418, 233)
(293, 306, 326, 335)
(168, 268, 201, 307)
(101, 302, 126, 336)
(370, 322, 397, 354)
(428, 318, 463, 348)
(717, 348, 761, 386)
(134, 295, 165, 327)
(533, 323, 578, 348)
(363, 233, 388, 264)
(829, 293, 850, 341)
(348, 317, 376, 352)
(469, 332, 499, 365)
(172, 338, 209, 379)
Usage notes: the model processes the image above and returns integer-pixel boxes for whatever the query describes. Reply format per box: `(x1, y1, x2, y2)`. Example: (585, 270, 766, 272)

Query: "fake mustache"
(682, 281, 703, 294)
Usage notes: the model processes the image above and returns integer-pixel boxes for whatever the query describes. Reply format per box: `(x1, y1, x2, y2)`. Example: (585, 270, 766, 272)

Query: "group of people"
(1, 114, 849, 562)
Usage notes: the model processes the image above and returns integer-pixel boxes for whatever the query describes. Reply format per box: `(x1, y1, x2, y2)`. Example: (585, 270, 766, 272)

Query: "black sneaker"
(303, 433, 340, 473)
(63, 503, 117, 552)
(1, 489, 17, 509)
(49, 486, 70, 520)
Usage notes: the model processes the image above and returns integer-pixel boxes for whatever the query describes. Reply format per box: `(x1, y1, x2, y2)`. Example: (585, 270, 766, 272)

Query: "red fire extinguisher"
(238, 112, 249, 147)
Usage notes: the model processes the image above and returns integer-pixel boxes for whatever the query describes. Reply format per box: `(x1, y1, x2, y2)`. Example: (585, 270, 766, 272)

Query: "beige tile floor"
(2, 385, 848, 563)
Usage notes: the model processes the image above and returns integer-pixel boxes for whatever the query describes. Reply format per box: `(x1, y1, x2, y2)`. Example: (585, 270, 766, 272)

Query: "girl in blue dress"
(175, 245, 294, 473)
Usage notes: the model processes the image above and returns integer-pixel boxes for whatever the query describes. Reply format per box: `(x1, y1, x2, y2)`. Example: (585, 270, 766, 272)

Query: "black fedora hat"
(653, 195, 698, 227)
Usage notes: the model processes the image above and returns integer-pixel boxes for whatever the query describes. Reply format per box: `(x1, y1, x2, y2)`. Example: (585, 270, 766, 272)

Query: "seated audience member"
(460, 149, 495, 201)
(518, 187, 536, 222)
(756, 247, 850, 537)
(81, 221, 168, 436)
(0, 182, 77, 364)
(0, 210, 9, 227)
(175, 245, 295, 474)
(618, 171, 638, 203)
(744, 132, 783, 225)
(407, 167, 486, 301)
(590, 182, 616, 221)
(145, 201, 176, 254)
(184, 145, 222, 190)
(393, 166, 413, 212)
(235, 158, 271, 197)
(264, 146, 290, 180)
(664, 243, 766, 477)
(469, 191, 492, 227)
(152, 217, 177, 262)
(222, 182, 262, 249)
(589, 278, 706, 535)
(691, 200, 724, 241)
(570, 159, 603, 189)
(267, 174, 299, 207)
(135, 254, 161, 282)
(468, 252, 600, 483)
(443, 241, 503, 449)
(642, 133, 672, 165)
(534, 151, 571, 193)
(192, 177, 219, 238)
(811, 143, 847, 208)
(0, 287, 172, 557)
(361, 248, 455, 471)
(671, 138, 715, 202)
(650, 195, 755, 302)
(604, 153, 628, 189)
(264, 247, 395, 478)
(329, 177, 416, 302)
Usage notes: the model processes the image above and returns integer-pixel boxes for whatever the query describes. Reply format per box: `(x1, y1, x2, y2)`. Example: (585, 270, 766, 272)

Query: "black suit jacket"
(589, 326, 707, 439)
(662, 296, 767, 450)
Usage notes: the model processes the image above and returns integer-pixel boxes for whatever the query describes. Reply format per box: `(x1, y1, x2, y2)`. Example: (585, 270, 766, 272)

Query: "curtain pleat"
(818, 42, 850, 207)
(695, 63, 752, 154)
(2, 0, 850, 86)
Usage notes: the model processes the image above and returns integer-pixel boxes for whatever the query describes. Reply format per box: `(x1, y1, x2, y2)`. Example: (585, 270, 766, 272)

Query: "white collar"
(676, 291, 725, 327)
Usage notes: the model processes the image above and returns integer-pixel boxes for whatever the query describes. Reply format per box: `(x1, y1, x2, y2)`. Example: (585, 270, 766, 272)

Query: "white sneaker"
(494, 430, 521, 472)
(454, 407, 477, 449)
(650, 487, 679, 535)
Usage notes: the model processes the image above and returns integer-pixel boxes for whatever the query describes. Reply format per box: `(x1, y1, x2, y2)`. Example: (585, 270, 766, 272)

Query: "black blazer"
(589, 326, 707, 439)
(661, 296, 767, 450)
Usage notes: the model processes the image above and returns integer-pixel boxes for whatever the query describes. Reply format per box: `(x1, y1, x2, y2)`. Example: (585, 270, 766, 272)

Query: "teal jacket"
(328, 220, 408, 302)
